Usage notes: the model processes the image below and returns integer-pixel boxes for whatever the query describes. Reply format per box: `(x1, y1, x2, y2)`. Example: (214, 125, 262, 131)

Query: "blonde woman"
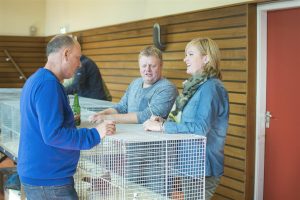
(143, 38, 229, 199)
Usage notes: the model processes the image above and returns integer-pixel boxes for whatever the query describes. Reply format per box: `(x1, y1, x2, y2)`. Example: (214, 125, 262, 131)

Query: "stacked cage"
(0, 91, 206, 199)
(68, 95, 115, 112)
(0, 89, 21, 134)
(0, 100, 21, 160)
(0, 89, 21, 102)
(75, 124, 206, 200)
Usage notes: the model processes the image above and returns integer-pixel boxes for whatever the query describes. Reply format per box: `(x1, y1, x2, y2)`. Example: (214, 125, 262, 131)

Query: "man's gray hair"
(46, 34, 77, 57)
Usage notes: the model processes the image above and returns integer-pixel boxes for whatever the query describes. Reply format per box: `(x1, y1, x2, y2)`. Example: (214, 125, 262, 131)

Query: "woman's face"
(184, 45, 208, 75)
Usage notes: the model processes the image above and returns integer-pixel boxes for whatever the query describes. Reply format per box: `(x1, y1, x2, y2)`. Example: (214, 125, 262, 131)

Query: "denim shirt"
(164, 78, 229, 177)
(64, 55, 107, 100)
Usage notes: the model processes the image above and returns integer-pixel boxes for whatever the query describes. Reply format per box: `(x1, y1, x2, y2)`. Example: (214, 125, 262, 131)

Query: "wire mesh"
(0, 90, 206, 199)
(68, 95, 115, 112)
(75, 124, 206, 200)
(0, 88, 21, 101)
(0, 89, 22, 159)
(0, 101, 20, 142)
(0, 89, 21, 131)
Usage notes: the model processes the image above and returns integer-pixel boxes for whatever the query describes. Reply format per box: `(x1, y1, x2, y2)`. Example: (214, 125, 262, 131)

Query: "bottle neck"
(73, 94, 79, 106)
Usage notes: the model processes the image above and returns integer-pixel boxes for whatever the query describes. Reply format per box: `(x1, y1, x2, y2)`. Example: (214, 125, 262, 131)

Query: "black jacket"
(65, 55, 107, 100)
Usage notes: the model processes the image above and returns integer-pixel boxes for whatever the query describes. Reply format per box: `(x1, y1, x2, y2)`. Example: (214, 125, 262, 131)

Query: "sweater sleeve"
(113, 84, 130, 114)
(35, 80, 100, 150)
(136, 83, 178, 123)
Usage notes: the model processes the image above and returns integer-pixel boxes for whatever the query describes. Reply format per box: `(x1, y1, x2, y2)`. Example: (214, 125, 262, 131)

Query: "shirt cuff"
(163, 121, 178, 134)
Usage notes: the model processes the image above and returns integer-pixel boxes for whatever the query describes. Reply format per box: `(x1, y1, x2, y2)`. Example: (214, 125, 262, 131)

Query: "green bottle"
(72, 93, 81, 126)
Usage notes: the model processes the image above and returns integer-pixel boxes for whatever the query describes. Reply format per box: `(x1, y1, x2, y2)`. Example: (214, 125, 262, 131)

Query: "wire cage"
(0, 88, 21, 102)
(68, 95, 115, 112)
(0, 100, 20, 142)
(74, 124, 206, 200)
(0, 89, 21, 130)
(0, 90, 206, 199)
(0, 100, 21, 160)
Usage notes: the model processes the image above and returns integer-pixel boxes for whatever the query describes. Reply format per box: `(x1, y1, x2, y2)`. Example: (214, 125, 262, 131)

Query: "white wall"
(45, 0, 253, 36)
(0, 0, 45, 36)
(1, 0, 253, 36)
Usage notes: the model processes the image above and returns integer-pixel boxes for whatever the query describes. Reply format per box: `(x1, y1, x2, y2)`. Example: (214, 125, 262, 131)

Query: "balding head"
(45, 34, 81, 81)
(46, 34, 79, 57)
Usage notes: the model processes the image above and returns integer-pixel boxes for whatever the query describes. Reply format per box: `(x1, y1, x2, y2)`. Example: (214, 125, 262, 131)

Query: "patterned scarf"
(167, 74, 209, 123)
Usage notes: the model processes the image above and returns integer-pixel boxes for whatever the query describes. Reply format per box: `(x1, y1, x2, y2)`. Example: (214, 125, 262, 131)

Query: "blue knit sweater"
(17, 68, 101, 186)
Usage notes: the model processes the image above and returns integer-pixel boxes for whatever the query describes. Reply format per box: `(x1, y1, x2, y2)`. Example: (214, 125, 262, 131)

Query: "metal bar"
(3, 49, 27, 81)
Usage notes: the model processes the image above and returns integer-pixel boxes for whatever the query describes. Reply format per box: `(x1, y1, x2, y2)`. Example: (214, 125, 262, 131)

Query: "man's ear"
(63, 48, 70, 61)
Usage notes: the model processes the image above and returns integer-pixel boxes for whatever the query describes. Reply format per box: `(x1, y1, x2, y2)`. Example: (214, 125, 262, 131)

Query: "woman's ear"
(203, 55, 209, 64)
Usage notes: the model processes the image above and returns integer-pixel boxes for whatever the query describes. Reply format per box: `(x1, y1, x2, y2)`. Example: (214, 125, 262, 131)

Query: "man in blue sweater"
(17, 34, 116, 200)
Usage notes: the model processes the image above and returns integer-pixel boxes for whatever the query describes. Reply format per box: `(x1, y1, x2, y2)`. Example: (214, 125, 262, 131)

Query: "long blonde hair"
(186, 37, 222, 79)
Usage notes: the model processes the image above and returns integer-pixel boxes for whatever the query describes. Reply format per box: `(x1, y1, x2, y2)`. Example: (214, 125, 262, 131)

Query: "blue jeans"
(205, 176, 220, 200)
(22, 183, 78, 200)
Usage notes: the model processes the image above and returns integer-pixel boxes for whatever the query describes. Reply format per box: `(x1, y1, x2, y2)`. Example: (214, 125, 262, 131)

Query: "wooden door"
(264, 8, 300, 200)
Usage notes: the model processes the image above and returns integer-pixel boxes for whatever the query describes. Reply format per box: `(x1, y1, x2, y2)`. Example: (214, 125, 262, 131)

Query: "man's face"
(139, 55, 162, 86)
(62, 43, 82, 79)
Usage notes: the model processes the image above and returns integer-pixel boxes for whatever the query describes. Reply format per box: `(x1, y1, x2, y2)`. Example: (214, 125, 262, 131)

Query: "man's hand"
(95, 120, 116, 139)
(89, 111, 107, 123)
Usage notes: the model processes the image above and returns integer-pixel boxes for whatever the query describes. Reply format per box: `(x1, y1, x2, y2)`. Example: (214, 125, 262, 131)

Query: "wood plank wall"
(1, 3, 256, 199)
(0, 36, 46, 88)
(71, 4, 256, 200)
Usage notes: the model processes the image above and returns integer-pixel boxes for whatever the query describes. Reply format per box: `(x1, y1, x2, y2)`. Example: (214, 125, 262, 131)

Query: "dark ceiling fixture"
(153, 23, 166, 51)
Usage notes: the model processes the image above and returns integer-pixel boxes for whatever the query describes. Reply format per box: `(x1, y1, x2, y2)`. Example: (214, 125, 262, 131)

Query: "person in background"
(64, 54, 112, 101)
(89, 45, 178, 124)
(18, 34, 116, 200)
(143, 38, 229, 200)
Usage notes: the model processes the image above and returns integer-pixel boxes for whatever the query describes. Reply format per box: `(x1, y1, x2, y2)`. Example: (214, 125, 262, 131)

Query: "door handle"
(266, 111, 272, 128)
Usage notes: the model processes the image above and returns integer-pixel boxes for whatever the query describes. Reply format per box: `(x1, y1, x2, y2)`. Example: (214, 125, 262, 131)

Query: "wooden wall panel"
(1, 3, 257, 199)
(74, 3, 255, 199)
(73, 4, 255, 199)
(0, 36, 46, 88)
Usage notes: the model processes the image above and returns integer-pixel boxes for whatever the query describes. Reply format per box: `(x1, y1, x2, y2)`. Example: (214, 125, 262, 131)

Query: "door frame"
(255, 1, 300, 199)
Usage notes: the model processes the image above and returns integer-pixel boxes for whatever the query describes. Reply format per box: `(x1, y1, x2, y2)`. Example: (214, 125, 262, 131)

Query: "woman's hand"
(143, 117, 164, 132)
(150, 115, 165, 123)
